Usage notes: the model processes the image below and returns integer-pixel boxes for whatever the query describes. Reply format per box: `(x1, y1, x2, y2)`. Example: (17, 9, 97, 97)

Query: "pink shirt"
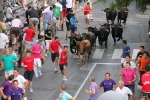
(11, 19, 22, 27)
(121, 68, 136, 85)
(31, 44, 42, 58)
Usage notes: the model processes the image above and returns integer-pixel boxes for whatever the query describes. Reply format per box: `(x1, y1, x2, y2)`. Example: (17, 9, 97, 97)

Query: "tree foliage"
(98, 0, 150, 12)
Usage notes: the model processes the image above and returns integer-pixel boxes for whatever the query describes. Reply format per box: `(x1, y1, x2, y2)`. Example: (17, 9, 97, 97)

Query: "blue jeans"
(8, 0, 15, 7)
(44, 20, 50, 30)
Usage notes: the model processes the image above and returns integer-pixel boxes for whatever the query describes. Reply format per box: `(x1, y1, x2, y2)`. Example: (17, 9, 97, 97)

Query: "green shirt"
(1, 54, 18, 71)
(53, 6, 61, 17)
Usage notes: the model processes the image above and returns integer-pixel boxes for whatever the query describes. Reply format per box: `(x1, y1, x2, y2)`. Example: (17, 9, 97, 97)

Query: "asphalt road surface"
(0, 0, 150, 100)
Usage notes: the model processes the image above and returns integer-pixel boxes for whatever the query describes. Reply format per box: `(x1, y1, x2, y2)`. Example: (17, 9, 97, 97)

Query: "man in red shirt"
(84, 2, 91, 28)
(23, 24, 36, 50)
(50, 37, 63, 72)
(21, 51, 35, 93)
(59, 46, 69, 81)
(141, 65, 150, 100)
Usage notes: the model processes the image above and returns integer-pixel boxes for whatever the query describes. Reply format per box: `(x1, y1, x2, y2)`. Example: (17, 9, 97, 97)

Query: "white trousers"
(34, 58, 42, 77)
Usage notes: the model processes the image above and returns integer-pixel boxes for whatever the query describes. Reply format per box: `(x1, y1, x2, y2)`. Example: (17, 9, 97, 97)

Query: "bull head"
(105, 29, 109, 32)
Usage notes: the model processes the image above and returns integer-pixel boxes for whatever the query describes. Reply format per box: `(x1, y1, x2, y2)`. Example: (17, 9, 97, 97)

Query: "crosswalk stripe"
(92, 49, 105, 59)
(112, 49, 122, 59)
(132, 49, 139, 59)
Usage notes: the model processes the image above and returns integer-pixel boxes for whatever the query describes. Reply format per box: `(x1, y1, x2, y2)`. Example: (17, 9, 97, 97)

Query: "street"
(0, 0, 150, 100)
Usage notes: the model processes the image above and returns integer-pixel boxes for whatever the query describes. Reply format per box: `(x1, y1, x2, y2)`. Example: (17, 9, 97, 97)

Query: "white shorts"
(45, 40, 52, 49)
(34, 58, 42, 68)
(5, 70, 14, 78)
(85, 14, 90, 19)
(121, 58, 126, 63)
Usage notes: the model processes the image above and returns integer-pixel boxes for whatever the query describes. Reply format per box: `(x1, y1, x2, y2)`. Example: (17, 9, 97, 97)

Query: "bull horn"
(111, 25, 115, 27)
(124, 11, 128, 13)
(119, 26, 122, 28)
(105, 29, 109, 32)
(74, 39, 77, 42)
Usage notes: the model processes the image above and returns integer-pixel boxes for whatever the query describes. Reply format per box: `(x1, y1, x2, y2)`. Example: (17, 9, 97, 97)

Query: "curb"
(75, 0, 98, 12)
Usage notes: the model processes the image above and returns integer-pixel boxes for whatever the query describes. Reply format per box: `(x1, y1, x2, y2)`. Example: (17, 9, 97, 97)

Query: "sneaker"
(39, 72, 42, 76)
(24, 97, 27, 100)
(45, 53, 47, 56)
(35, 76, 39, 79)
(91, 18, 93, 21)
(14, 4, 18, 7)
(30, 88, 33, 92)
(80, 6, 83, 9)
(62, 77, 67, 81)
(54, 68, 58, 72)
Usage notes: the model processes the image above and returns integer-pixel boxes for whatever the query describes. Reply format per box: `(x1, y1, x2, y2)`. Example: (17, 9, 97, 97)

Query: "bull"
(117, 7, 128, 25)
(69, 34, 82, 54)
(111, 23, 123, 44)
(102, 8, 117, 24)
(75, 40, 92, 64)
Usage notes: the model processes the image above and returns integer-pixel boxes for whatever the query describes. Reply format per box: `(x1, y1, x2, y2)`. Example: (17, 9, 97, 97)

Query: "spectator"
(56, 86, 75, 100)
(5, 4, 14, 22)
(123, 55, 136, 70)
(21, 51, 34, 93)
(121, 40, 130, 68)
(120, 62, 137, 94)
(66, 0, 72, 13)
(28, 6, 39, 31)
(44, 24, 53, 56)
(141, 65, 150, 100)
(31, 40, 43, 78)
(116, 80, 133, 100)
(25, 6, 32, 24)
(10, 15, 22, 45)
(8, 80, 23, 100)
(1, 49, 18, 79)
(0, 30, 9, 67)
(23, 24, 36, 50)
(13, 69, 28, 97)
(43, 6, 53, 31)
(85, 77, 98, 100)
(0, 75, 14, 100)
(99, 73, 117, 92)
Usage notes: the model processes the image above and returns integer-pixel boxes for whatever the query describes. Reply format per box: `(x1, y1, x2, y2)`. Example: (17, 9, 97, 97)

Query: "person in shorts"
(59, 46, 69, 81)
(121, 40, 130, 68)
(45, 24, 53, 56)
(84, 2, 91, 28)
(21, 51, 34, 93)
(50, 36, 63, 72)
(76, 0, 83, 9)
(23, 24, 36, 50)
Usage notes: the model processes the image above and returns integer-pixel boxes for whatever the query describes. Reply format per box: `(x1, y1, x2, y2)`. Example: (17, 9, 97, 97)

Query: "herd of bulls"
(69, 7, 129, 64)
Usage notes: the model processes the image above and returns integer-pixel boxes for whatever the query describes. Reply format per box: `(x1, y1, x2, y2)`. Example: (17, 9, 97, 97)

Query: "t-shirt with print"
(99, 79, 116, 92)
(8, 87, 22, 100)
(122, 45, 130, 58)
(45, 29, 52, 40)
(31, 44, 42, 58)
(22, 57, 34, 71)
(2, 81, 12, 96)
(58, 92, 72, 100)
(53, 3, 62, 17)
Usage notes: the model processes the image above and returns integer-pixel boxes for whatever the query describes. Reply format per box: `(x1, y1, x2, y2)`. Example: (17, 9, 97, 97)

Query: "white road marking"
(92, 49, 105, 59)
(112, 49, 122, 59)
(132, 49, 139, 59)
(74, 63, 120, 99)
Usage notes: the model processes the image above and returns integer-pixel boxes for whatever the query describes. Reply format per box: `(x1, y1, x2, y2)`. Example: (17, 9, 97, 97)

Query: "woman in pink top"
(31, 40, 42, 78)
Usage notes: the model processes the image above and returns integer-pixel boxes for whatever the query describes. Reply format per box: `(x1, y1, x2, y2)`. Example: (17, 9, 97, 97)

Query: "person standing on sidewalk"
(86, 77, 98, 100)
(121, 40, 130, 68)
(50, 36, 63, 72)
(83, 2, 91, 28)
(56, 86, 75, 100)
(7, 80, 23, 100)
(1, 49, 18, 79)
(59, 46, 69, 81)
(0, 75, 14, 100)
(99, 73, 117, 92)
(120, 62, 137, 94)
(31, 40, 43, 78)
(13, 69, 28, 97)
(21, 51, 35, 93)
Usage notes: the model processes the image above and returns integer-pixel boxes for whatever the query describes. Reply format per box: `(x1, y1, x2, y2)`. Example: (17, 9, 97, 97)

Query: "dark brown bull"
(75, 40, 91, 64)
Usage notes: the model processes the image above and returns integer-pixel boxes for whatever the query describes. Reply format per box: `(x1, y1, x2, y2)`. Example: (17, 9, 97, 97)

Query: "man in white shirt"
(116, 80, 133, 100)
(66, 0, 72, 13)
(123, 55, 136, 70)
(13, 69, 28, 97)
(10, 15, 22, 45)
(0, 30, 9, 64)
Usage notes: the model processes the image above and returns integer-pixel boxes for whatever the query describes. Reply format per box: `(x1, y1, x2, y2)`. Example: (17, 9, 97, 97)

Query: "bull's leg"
(105, 39, 108, 48)
(112, 36, 116, 44)
(82, 53, 87, 63)
(121, 33, 123, 40)
(117, 37, 120, 41)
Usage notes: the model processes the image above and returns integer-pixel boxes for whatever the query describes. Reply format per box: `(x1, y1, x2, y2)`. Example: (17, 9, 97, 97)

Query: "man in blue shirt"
(121, 40, 130, 68)
(70, 13, 80, 35)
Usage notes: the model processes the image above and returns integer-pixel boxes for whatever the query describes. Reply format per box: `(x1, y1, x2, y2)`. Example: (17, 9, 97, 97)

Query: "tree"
(99, 0, 150, 12)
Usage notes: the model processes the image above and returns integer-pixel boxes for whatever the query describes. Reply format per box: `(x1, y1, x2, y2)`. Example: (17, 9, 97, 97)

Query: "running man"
(88, 0, 93, 20)
(50, 37, 63, 72)
(84, 2, 91, 28)
(59, 46, 69, 81)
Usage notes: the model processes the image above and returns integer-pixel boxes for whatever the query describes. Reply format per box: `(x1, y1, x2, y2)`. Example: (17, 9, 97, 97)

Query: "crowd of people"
(0, 0, 150, 100)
